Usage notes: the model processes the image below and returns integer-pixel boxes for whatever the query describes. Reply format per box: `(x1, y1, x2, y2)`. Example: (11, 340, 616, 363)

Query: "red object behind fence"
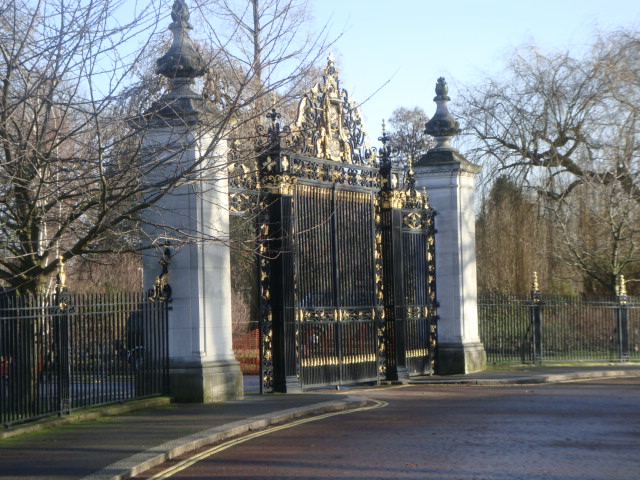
(0, 356, 9, 376)
(232, 329, 260, 375)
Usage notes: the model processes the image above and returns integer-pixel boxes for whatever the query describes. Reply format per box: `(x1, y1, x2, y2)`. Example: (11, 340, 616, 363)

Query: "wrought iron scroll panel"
(401, 208, 438, 375)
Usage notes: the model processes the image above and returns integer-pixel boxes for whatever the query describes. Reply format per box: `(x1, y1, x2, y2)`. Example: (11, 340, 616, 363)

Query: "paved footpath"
(1, 365, 639, 480)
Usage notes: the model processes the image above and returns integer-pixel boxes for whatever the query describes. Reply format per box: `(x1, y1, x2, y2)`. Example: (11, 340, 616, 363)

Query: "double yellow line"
(147, 399, 388, 479)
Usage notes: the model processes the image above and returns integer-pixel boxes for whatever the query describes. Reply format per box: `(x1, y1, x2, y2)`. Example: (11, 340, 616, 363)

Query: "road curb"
(80, 395, 370, 480)
(409, 369, 640, 386)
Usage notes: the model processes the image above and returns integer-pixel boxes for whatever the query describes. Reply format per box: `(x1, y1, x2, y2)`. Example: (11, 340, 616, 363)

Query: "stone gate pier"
(139, 1, 242, 402)
(414, 78, 487, 374)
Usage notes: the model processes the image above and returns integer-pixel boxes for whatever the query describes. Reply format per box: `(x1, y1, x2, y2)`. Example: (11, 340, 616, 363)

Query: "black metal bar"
(330, 186, 342, 386)
(530, 286, 543, 364)
(617, 300, 629, 362)
(262, 191, 296, 393)
(55, 302, 70, 416)
(390, 207, 408, 380)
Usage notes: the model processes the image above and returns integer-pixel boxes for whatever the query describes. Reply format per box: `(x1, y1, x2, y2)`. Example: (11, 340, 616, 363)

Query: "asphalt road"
(134, 378, 640, 480)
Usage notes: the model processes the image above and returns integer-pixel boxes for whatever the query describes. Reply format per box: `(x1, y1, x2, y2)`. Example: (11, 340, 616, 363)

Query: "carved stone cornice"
(414, 149, 481, 175)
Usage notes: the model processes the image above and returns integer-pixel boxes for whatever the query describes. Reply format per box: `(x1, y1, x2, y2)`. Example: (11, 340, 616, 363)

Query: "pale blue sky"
(310, 0, 640, 139)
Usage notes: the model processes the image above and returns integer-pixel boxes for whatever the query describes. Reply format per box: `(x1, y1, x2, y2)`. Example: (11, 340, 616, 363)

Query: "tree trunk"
(252, 0, 262, 85)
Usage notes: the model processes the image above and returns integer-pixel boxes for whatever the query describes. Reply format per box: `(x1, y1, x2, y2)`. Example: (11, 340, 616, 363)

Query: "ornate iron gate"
(230, 57, 437, 392)
(380, 165, 438, 377)
(292, 182, 380, 389)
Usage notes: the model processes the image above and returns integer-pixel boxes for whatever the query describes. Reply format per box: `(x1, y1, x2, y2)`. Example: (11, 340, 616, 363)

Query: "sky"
(309, 0, 640, 140)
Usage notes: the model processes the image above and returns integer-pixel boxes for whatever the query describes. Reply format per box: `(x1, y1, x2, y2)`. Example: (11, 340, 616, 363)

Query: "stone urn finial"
(171, 0, 190, 25)
(434, 77, 449, 99)
(424, 77, 459, 151)
(148, 0, 213, 119)
(156, 0, 207, 80)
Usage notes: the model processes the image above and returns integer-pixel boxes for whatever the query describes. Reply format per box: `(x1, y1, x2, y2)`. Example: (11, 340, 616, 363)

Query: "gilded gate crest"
(290, 55, 373, 166)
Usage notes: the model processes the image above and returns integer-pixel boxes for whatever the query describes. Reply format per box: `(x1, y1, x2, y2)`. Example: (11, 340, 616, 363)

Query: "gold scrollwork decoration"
(380, 190, 405, 209)
(260, 174, 297, 195)
(288, 55, 373, 166)
(403, 212, 421, 229)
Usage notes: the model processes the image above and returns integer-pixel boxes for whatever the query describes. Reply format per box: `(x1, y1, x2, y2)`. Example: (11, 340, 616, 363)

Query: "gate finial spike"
(378, 119, 390, 147)
(56, 255, 67, 291)
(618, 274, 628, 298)
(406, 155, 416, 191)
(377, 119, 394, 176)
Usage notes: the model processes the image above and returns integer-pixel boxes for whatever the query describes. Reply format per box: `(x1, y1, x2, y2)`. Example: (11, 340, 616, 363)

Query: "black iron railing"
(479, 293, 640, 363)
(0, 291, 169, 426)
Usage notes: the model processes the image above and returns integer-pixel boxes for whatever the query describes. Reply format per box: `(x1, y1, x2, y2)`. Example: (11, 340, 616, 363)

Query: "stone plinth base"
(169, 359, 244, 403)
(437, 342, 486, 375)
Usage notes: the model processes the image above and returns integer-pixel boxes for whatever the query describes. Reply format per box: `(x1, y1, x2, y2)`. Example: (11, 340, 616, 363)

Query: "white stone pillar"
(413, 78, 486, 374)
(139, 0, 242, 402)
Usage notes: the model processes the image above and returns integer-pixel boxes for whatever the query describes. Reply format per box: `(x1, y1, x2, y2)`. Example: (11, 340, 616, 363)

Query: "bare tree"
(460, 29, 640, 294)
(1, 0, 159, 294)
(195, 0, 332, 154)
(550, 176, 640, 294)
(475, 176, 570, 294)
(0, 0, 334, 295)
(201, 0, 319, 87)
(386, 106, 432, 167)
